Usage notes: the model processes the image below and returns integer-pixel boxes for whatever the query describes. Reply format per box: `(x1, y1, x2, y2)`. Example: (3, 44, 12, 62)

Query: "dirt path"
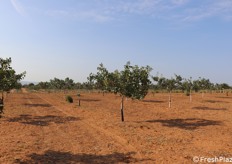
(34, 92, 143, 159)
(23, 93, 78, 153)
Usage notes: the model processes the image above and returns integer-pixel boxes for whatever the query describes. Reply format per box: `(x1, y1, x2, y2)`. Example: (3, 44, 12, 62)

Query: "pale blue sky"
(1, 0, 232, 84)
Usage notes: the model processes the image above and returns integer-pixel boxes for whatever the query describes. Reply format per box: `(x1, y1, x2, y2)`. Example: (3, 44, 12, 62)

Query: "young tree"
(35, 81, 50, 90)
(195, 77, 213, 98)
(181, 77, 193, 102)
(50, 78, 63, 90)
(153, 74, 182, 108)
(64, 77, 75, 90)
(0, 57, 26, 100)
(118, 62, 152, 121)
(214, 83, 231, 95)
(91, 62, 152, 122)
(86, 73, 97, 91)
(0, 57, 26, 116)
(91, 63, 110, 95)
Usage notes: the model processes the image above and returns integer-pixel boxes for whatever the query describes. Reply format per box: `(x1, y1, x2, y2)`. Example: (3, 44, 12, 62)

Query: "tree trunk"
(190, 89, 192, 103)
(78, 99, 81, 106)
(1, 92, 4, 103)
(0, 92, 4, 116)
(121, 96, 124, 122)
(169, 91, 171, 108)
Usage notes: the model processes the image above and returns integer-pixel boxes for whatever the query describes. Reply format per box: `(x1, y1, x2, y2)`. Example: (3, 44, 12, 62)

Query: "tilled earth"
(0, 90, 232, 163)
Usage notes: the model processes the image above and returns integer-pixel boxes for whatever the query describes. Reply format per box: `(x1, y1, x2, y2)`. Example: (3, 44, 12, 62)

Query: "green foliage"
(118, 62, 152, 99)
(15, 82, 23, 90)
(89, 63, 111, 92)
(65, 95, 73, 103)
(192, 77, 213, 92)
(91, 62, 152, 100)
(152, 74, 182, 92)
(181, 77, 193, 94)
(215, 83, 231, 90)
(0, 57, 25, 117)
(0, 57, 26, 92)
(37, 81, 50, 89)
(47, 77, 75, 90)
(151, 75, 228, 94)
(90, 62, 152, 122)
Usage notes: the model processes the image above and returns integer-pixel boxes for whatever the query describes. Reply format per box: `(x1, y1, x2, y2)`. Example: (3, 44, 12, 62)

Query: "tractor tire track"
(34, 92, 143, 159)
(22, 93, 46, 153)
(22, 92, 78, 153)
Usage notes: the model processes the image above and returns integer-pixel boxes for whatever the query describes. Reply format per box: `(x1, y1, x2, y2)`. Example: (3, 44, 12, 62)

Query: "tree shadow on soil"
(216, 96, 231, 99)
(142, 100, 165, 103)
(146, 118, 222, 130)
(15, 150, 152, 164)
(8, 115, 80, 126)
(80, 99, 100, 102)
(204, 100, 229, 103)
(192, 106, 227, 111)
(24, 103, 52, 107)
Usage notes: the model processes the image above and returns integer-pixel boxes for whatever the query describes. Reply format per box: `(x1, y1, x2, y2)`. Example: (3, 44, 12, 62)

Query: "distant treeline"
(22, 77, 91, 90)
(22, 76, 231, 92)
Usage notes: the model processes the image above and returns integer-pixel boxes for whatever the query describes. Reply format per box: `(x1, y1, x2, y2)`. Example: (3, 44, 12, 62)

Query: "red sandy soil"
(0, 89, 232, 163)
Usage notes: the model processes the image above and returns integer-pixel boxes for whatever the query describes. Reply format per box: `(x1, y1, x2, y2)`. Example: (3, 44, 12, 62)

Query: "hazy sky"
(1, 0, 232, 84)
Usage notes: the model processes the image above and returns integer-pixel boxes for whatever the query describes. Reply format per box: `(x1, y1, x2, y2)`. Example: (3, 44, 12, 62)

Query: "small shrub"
(77, 93, 81, 97)
(66, 95, 73, 103)
(185, 91, 190, 96)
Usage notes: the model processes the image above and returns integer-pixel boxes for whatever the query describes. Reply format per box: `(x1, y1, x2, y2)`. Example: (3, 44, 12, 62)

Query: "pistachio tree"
(192, 77, 213, 98)
(91, 62, 152, 122)
(153, 74, 182, 108)
(0, 57, 26, 116)
(181, 77, 193, 102)
(91, 63, 110, 95)
(118, 62, 152, 121)
(0, 57, 26, 99)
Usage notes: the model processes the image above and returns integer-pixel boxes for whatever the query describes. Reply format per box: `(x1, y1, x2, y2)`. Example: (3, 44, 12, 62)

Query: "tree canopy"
(90, 62, 152, 100)
(152, 74, 182, 92)
(0, 57, 26, 93)
(90, 62, 152, 121)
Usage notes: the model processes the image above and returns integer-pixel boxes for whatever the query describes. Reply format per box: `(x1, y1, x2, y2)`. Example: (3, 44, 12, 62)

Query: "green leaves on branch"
(195, 78, 214, 91)
(119, 62, 152, 99)
(152, 74, 182, 92)
(90, 62, 152, 100)
(48, 77, 75, 90)
(0, 57, 26, 92)
(152, 74, 217, 93)
(182, 77, 214, 93)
